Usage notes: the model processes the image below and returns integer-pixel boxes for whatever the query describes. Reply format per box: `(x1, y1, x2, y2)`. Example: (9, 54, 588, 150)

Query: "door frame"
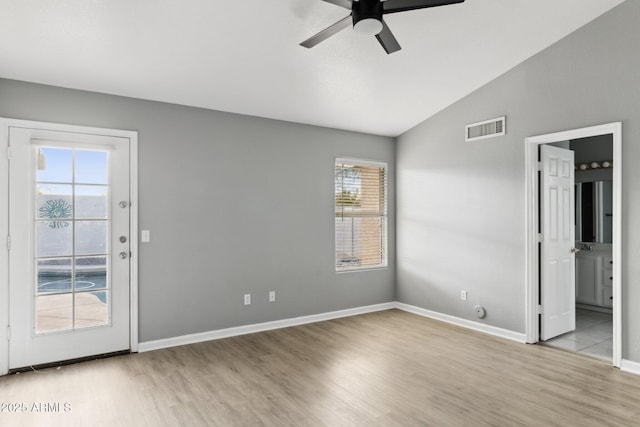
(0, 118, 139, 375)
(525, 122, 622, 367)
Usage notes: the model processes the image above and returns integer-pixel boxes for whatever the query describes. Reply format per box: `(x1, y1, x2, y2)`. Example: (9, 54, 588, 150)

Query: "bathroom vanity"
(575, 245, 613, 309)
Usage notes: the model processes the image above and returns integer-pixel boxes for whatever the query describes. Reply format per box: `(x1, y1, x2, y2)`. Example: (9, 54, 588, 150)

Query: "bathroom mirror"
(575, 180, 612, 243)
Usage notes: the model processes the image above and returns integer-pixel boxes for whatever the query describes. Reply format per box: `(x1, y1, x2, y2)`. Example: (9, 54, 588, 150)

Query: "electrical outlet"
(268, 291, 276, 303)
(244, 294, 251, 305)
(460, 290, 467, 301)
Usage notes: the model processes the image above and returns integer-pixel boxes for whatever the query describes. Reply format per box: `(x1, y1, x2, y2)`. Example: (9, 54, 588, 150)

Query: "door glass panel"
(75, 185, 108, 219)
(75, 221, 108, 255)
(37, 221, 73, 257)
(36, 294, 73, 333)
(75, 256, 108, 291)
(75, 291, 109, 328)
(37, 258, 72, 295)
(34, 146, 111, 333)
(75, 150, 108, 184)
(36, 147, 72, 183)
(37, 183, 74, 257)
(37, 184, 73, 221)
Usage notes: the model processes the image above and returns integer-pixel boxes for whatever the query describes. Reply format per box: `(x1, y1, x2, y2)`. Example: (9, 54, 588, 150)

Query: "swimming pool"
(38, 273, 108, 303)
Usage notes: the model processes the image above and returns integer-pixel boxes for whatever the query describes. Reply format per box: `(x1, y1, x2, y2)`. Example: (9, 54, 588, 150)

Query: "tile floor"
(542, 308, 612, 361)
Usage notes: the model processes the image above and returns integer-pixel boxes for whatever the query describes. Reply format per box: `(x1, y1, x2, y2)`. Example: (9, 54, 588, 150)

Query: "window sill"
(335, 266, 389, 274)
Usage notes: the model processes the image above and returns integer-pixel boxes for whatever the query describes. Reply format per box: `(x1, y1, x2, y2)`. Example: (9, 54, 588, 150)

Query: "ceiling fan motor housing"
(352, 0, 384, 35)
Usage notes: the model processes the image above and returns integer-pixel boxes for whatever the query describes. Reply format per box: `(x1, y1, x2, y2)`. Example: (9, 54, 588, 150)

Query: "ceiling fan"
(300, 0, 465, 54)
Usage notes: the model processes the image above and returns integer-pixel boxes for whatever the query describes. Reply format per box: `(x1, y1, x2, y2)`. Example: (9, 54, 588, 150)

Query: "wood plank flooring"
(2, 309, 640, 426)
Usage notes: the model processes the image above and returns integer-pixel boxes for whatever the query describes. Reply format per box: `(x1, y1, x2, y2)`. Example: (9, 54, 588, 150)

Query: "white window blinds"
(335, 159, 388, 271)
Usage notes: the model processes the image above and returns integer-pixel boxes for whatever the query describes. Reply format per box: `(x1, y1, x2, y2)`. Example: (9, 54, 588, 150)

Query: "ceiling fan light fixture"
(300, 0, 465, 54)
(352, 0, 384, 36)
(353, 17, 383, 36)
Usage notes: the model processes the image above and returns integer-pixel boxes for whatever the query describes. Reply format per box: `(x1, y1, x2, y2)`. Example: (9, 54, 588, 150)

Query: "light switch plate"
(141, 230, 151, 243)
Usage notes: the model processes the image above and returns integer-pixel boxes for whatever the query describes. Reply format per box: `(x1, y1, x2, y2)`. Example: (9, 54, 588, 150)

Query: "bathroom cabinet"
(602, 255, 613, 308)
(576, 254, 600, 306)
(575, 251, 612, 308)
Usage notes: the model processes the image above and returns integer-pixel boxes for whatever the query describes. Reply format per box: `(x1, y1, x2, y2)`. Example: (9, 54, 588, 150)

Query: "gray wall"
(396, 0, 640, 361)
(0, 79, 396, 342)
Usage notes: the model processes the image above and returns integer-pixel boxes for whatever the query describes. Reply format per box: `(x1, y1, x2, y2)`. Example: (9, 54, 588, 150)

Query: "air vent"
(465, 116, 506, 142)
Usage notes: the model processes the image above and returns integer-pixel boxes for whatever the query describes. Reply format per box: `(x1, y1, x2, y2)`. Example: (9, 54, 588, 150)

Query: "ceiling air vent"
(465, 116, 506, 142)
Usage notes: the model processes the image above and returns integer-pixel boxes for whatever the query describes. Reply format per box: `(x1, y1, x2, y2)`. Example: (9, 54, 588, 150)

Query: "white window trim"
(335, 157, 388, 273)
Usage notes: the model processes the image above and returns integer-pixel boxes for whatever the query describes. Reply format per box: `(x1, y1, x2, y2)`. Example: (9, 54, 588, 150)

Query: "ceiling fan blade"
(321, 0, 352, 9)
(300, 15, 352, 49)
(383, 0, 464, 14)
(376, 19, 401, 54)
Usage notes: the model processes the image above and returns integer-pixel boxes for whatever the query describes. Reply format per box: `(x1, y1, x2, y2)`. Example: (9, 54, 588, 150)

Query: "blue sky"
(37, 147, 108, 186)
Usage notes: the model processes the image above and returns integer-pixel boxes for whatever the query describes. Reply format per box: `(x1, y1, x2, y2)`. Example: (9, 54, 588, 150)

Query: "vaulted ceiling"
(0, 0, 626, 136)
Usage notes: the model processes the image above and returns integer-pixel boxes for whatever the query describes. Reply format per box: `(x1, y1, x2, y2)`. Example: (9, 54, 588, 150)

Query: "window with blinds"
(335, 158, 387, 272)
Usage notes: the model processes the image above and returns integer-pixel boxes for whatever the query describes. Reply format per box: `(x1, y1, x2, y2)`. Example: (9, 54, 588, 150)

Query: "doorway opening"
(524, 123, 622, 367)
(0, 118, 139, 376)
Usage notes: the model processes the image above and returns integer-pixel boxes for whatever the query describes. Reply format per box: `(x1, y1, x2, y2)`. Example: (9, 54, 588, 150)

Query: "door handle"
(119, 252, 128, 260)
(570, 247, 581, 253)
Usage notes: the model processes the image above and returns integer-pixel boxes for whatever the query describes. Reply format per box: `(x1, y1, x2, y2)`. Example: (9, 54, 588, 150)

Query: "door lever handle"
(570, 247, 581, 253)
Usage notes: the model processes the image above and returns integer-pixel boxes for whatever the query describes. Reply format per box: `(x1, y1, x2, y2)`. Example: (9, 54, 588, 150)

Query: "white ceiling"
(0, 0, 626, 137)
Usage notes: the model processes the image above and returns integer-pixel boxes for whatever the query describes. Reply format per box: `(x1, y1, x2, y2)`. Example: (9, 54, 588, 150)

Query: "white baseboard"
(138, 302, 396, 353)
(395, 302, 527, 343)
(620, 359, 640, 376)
(139, 301, 531, 353)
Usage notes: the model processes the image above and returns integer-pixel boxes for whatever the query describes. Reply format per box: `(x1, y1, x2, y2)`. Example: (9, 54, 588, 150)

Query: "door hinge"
(6, 235, 10, 251)
(537, 305, 544, 315)
(537, 233, 543, 243)
(537, 161, 543, 171)
(6, 326, 10, 340)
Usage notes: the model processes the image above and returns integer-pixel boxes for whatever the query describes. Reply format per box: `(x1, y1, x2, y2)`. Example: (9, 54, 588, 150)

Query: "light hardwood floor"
(2, 309, 640, 426)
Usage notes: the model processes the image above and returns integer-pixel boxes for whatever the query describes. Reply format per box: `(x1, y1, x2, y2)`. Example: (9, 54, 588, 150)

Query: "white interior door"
(9, 126, 131, 369)
(540, 145, 575, 341)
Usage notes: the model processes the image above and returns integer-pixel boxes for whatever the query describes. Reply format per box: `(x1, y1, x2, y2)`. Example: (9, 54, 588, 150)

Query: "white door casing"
(539, 145, 575, 341)
(524, 122, 622, 367)
(0, 118, 138, 374)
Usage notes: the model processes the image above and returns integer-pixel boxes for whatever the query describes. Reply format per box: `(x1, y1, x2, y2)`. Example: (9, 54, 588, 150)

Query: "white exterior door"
(540, 145, 575, 341)
(8, 126, 131, 368)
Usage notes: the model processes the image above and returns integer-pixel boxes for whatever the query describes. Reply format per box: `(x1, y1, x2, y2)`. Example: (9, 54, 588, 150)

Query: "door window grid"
(34, 147, 111, 334)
